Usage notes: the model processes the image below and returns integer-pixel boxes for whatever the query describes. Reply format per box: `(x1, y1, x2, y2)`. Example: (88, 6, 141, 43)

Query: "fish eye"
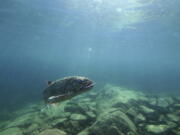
(76, 79, 84, 83)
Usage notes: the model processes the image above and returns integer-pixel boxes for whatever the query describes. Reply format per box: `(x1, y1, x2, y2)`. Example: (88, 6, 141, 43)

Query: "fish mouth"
(84, 80, 94, 89)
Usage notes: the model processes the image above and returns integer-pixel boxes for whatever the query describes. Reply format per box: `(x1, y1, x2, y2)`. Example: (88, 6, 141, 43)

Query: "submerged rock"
(70, 114, 87, 121)
(38, 129, 67, 135)
(95, 84, 148, 114)
(173, 127, 180, 135)
(166, 113, 179, 122)
(126, 108, 138, 117)
(140, 105, 155, 114)
(25, 123, 39, 134)
(139, 105, 160, 121)
(145, 124, 170, 134)
(1, 83, 180, 135)
(134, 113, 146, 123)
(0, 127, 22, 135)
(157, 97, 171, 108)
(80, 109, 137, 135)
(174, 103, 180, 110)
(166, 121, 177, 129)
(51, 118, 68, 128)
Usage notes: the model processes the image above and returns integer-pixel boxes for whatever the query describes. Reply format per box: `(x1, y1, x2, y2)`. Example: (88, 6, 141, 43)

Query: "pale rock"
(0, 127, 22, 135)
(38, 129, 67, 135)
(146, 124, 170, 134)
(70, 114, 87, 121)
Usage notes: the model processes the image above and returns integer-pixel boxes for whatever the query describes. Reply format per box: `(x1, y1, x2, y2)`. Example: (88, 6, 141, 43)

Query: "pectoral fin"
(47, 94, 67, 104)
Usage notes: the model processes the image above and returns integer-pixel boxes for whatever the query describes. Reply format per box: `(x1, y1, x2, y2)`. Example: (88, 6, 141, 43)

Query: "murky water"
(0, 0, 180, 134)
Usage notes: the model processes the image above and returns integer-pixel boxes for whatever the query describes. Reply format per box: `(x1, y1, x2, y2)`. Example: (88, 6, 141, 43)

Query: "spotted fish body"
(43, 76, 94, 104)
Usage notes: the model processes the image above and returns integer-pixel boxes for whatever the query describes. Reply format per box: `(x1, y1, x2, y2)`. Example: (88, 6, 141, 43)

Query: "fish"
(43, 76, 94, 104)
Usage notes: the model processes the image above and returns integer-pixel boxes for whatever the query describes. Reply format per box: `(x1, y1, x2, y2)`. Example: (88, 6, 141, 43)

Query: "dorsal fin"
(47, 81, 52, 86)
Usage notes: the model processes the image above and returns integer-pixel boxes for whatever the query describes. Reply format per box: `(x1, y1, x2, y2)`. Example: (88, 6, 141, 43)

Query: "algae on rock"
(0, 83, 180, 135)
(0, 127, 22, 135)
(146, 124, 170, 134)
(38, 129, 67, 135)
(79, 109, 137, 135)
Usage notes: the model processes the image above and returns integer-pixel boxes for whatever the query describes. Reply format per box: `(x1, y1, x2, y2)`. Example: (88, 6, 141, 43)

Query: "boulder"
(70, 114, 87, 121)
(126, 108, 138, 118)
(145, 124, 170, 134)
(25, 123, 39, 134)
(95, 84, 148, 115)
(0, 127, 22, 135)
(166, 113, 179, 122)
(134, 113, 146, 123)
(38, 129, 67, 135)
(140, 105, 154, 114)
(139, 105, 160, 121)
(173, 104, 180, 110)
(148, 97, 158, 106)
(166, 121, 177, 129)
(65, 101, 97, 121)
(81, 109, 137, 135)
(157, 97, 170, 108)
(172, 127, 180, 135)
(112, 102, 130, 113)
(158, 114, 166, 122)
(52, 118, 67, 127)
(86, 111, 96, 119)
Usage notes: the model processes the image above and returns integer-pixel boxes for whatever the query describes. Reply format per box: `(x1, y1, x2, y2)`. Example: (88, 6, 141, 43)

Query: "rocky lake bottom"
(0, 84, 179, 135)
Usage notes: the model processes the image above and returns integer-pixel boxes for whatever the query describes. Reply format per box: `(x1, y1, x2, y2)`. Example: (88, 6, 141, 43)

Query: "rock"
(166, 113, 179, 122)
(25, 123, 39, 134)
(98, 84, 147, 103)
(79, 98, 92, 102)
(65, 103, 86, 114)
(70, 114, 87, 121)
(42, 103, 69, 118)
(174, 109, 180, 116)
(95, 84, 148, 115)
(146, 124, 170, 134)
(140, 105, 154, 114)
(126, 108, 138, 118)
(86, 111, 96, 119)
(148, 97, 158, 106)
(77, 102, 97, 116)
(173, 97, 180, 103)
(0, 127, 23, 135)
(70, 120, 80, 129)
(125, 108, 146, 123)
(6, 113, 34, 128)
(54, 113, 91, 134)
(65, 101, 97, 122)
(172, 127, 180, 135)
(77, 129, 89, 135)
(166, 121, 177, 129)
(174, 104, 180, 110)
(159, 114, 166, 122)
(164, 97, 174, 105)
(84, 109, 137, 135)
(112, 102, 130, 113)
(134, 113, 146, 123)
(38, 129, 67, 135)
(52, 118, 67, 127)
(1, 84, 179, 135)
(157, 97, 170, 108)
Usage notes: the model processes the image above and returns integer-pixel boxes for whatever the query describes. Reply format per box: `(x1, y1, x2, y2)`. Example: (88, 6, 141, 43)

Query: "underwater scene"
(0, 0, 180, 135)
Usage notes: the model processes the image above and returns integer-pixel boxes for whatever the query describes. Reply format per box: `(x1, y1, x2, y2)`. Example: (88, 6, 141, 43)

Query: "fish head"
(43, 76, 94, 104)
(72, 76, 94, 93)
